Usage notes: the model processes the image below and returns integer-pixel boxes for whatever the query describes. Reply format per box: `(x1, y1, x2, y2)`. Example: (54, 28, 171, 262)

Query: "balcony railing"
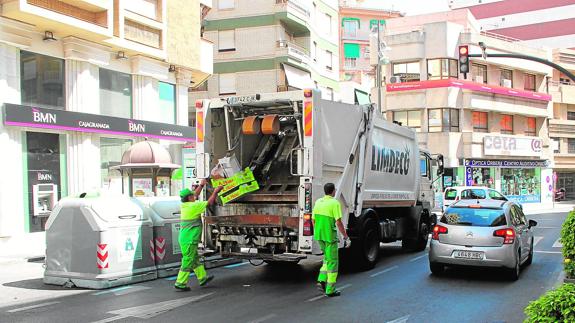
(277, 40, 310, 62)
(275, 0, 310, 18)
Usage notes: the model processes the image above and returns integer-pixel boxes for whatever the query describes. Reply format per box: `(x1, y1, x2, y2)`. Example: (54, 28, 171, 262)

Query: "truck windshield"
(444, 189, 457, 200)
(440, 208, 507, 227)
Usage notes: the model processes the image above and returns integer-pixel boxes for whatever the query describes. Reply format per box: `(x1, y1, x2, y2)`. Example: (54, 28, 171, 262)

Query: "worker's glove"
(343, 237, 352, 249)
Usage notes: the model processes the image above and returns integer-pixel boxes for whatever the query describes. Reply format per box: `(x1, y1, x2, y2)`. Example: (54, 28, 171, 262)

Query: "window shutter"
(344, 43, 360, 58)
(218, 0, 234, 9)
(219, 74, 236, 95)
(218, 30, 235, 51)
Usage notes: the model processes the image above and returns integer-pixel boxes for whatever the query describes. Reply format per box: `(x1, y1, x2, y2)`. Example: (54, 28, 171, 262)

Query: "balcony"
(549, 81, 575, 105)
(274, 0, 310, 36)
(277, 40, 309, 65)
(549, 119, 575, 137)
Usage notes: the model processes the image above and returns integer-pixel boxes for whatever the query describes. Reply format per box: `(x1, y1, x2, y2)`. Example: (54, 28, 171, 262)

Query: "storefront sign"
(483, 135, 542, 157)
(464, 159, 550, 168)
(3, 104, 195, 142)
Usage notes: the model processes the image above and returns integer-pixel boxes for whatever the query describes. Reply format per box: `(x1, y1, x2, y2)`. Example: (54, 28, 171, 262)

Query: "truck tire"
(402, 214, 430, 252)
(351, 218, 379, 270)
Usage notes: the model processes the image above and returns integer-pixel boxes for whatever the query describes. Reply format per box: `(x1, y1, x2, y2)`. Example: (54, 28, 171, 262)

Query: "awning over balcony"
(344, 43, 360, 58)
(282, 63, 313, 90)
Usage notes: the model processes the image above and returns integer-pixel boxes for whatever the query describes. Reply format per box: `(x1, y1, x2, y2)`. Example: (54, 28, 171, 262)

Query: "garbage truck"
(194, 89, 443, 269)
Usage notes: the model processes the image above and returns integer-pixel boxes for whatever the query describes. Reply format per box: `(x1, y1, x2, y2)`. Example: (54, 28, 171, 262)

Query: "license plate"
(453, 250, 484, 260)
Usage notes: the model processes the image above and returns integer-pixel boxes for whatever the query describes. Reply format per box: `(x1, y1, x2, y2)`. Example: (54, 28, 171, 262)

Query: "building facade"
(190, 0, 340, 103)
(449, 0, 575, 49)
(380, 10, 555, 208)
(0, 0, 212, 255)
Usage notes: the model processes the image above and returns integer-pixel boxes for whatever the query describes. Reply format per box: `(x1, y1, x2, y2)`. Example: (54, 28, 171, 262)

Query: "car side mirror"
(528, 220, 537, 228)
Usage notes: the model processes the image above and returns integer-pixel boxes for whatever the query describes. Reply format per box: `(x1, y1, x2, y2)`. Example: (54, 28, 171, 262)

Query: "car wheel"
(507, 251, 521, 281)
(430, 262, 444, 275)
(524, 239, 534, 266)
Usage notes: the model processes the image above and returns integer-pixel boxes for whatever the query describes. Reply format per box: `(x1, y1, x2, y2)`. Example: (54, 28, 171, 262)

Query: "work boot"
(316, 282, 326, 293)
(326, 290, 341, 297)
(174, 285, 191, 292)
(199, 275, 214, 287)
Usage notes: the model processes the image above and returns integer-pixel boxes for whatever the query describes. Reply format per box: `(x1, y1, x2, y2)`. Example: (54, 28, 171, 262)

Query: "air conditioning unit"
(473, 75, 484, 83)
(501, 79, 512, 87)
(389, 76, 402, 84)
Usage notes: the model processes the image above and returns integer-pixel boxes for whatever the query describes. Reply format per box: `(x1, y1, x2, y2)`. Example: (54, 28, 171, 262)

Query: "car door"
(516, 205, 533, 257)
(510, 205, 528, 261)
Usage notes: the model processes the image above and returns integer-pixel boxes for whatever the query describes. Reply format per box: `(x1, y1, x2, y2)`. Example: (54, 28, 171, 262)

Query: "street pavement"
(0, 211, 568, 323)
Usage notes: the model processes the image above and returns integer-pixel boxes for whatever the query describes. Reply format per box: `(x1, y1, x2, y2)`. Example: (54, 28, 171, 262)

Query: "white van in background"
(443, 186, 508, 211)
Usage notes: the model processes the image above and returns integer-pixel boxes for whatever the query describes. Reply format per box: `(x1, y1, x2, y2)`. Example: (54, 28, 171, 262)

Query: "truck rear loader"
(194, 89, 442, 269)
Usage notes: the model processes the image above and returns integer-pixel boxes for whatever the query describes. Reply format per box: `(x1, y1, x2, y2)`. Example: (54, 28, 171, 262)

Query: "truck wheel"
(351, 218, 379, 270)
(402, 216, 430, 252)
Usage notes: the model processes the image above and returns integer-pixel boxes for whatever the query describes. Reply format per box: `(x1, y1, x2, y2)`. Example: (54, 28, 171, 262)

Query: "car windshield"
(460, 189, 486, 199)
(441, 207, 507, 227)
(445, 189, 458, 200)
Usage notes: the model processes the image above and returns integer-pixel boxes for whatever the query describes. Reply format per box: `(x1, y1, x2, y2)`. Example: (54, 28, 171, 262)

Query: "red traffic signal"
(459, 45, 469, 74)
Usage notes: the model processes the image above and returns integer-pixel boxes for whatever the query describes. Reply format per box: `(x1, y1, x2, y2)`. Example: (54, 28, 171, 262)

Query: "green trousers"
(175, 225, 208, 287)
(317, 240, 338, 295)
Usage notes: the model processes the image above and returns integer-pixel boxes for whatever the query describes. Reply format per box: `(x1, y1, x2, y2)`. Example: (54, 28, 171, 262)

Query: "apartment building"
(0, 0, 212, 254)
(549, 49, 575, 198)
(190, 0, 340, 104)
(380, 10, 554, 208)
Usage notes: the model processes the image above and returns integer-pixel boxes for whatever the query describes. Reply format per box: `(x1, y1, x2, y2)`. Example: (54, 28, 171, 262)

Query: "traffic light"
(459, 45, 469, 77)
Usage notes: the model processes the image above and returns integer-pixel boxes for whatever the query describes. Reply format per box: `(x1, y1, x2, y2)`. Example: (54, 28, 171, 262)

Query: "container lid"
(87, 196, 147, 223)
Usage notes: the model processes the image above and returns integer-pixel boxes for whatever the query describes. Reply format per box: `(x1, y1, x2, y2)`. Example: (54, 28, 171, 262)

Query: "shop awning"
(282, 64, 313, 90)
(344, 43, 360, 58)
(342, 17, 360, 27)
(355, 89, 371, 105)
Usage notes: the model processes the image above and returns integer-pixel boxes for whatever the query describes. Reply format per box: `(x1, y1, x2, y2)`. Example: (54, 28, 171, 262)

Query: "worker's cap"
(179, 188, 193, 199)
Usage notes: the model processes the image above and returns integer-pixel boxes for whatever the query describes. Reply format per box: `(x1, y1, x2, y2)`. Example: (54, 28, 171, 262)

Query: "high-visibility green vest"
(312, 195, 342, 242)
(181, 200, 208, 223)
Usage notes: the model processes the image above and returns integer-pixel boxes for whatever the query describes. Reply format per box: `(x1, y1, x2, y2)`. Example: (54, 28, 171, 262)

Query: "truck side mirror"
(436, 154, 444, 176)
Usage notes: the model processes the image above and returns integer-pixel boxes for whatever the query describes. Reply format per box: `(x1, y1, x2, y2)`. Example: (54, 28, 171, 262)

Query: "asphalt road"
(0, 211, 567, 323)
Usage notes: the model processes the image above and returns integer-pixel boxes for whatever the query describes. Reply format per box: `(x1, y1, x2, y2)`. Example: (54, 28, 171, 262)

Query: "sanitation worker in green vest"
(175, 179, 222, 291)
(313, 183, 351, 297)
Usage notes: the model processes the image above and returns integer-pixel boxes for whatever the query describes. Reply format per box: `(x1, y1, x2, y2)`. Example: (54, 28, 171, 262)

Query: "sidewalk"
(522, 201, 575, 215)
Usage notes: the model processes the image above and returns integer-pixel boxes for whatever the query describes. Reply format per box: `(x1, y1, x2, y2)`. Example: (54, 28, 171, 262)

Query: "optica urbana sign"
(483, 135, 542, 157)
(3, 104, 195, 142)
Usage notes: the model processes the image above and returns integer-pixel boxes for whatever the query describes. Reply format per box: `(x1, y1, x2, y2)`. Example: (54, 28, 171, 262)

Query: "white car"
(443, 186, 508, 211)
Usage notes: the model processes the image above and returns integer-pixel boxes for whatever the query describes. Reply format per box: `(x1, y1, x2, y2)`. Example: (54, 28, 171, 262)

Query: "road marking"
(386, 315, 410, 323)
(552, 238, 563, 248)
(92, 286, 133, 296)
(91, 292, 214, 323)
(533, 236, 544, 246)
(247, 313, 277, 323)
(535, 251, 562, 254)
(370, 265, 399, 278)
(306, 284, 352, 302)
(409, 253, 428, 262)
(534, 227, 560, 229)
(7, 301, 60, 313)
(225, 262, 248, 269)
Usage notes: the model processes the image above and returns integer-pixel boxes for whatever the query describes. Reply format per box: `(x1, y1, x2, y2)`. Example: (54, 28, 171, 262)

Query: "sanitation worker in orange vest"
(174, 179, 222, 291)
(313, 183, 351, 297)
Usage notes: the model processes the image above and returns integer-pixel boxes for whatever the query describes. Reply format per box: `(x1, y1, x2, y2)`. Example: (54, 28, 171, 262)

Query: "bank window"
(501, 168, 541, 203)
(472, 64, 487, 83)
(500, 114, 513, 134)
(472, 111, 488, 132)
(219, 73, 236, 95)
(567, 111, 575, 120)
(218, 0, 234, 9)
(501, 69, 513, 87)
(427, 58, 458, 80)
(218, 30, 235, 52)
(99, 69, 132, 118)
(428, 108, 459, 132)
(524, 74, 536, 91)
(526, 117, 536, 136)
(21, 51, 65, 110)
(158, 82, 176, 124)
(343, 19, 359, 38)
(569, 138, 575, 154)
(101, 138, 133, 194)
(392, 61, 420, 82)
(393, 110, 421, 131)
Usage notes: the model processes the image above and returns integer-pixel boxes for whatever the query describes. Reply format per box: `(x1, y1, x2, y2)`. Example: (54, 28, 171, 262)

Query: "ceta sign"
(484, 135, 542, 157)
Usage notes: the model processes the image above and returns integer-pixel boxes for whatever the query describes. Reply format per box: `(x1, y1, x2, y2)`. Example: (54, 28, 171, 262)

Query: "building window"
(325, 50, 333, 71)
(568, 111, 575, 120)
(500, 114, 513, 134)
(158, 82, 176, 124)
(428, 108, 459, 132)
(312, 41, 317, 61)
(427, 58, 458, 80)
(524, 74, 536, 91)
(219, 73, 236, 95)
(325, 13, 332, 35)
(99, 69, 132, 118)
(218, 30, 235, 52)
(501, 168, 541, 203)
(472, 111, 488, 132)
(569, 139, 575, 154)
(393, 110, 421, 131)
(472, 64, 487, 83)
(501, 69, 513, 87)
(526, 117, 536, 136)
(343, 19, 359, 38)
(21, 51, 65, 110)
(552, 137, 561, 153)
(101, 138, 133, 194)
(392, 61, 420, 82)
(218, 0, 234, 9)
(344, 58, 357, 68)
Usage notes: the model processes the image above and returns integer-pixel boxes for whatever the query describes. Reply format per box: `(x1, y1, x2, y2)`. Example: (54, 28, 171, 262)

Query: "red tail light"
(303, 214, 313, 236)
(494, 228, 515, 244)
(432, 225, 448, 240)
